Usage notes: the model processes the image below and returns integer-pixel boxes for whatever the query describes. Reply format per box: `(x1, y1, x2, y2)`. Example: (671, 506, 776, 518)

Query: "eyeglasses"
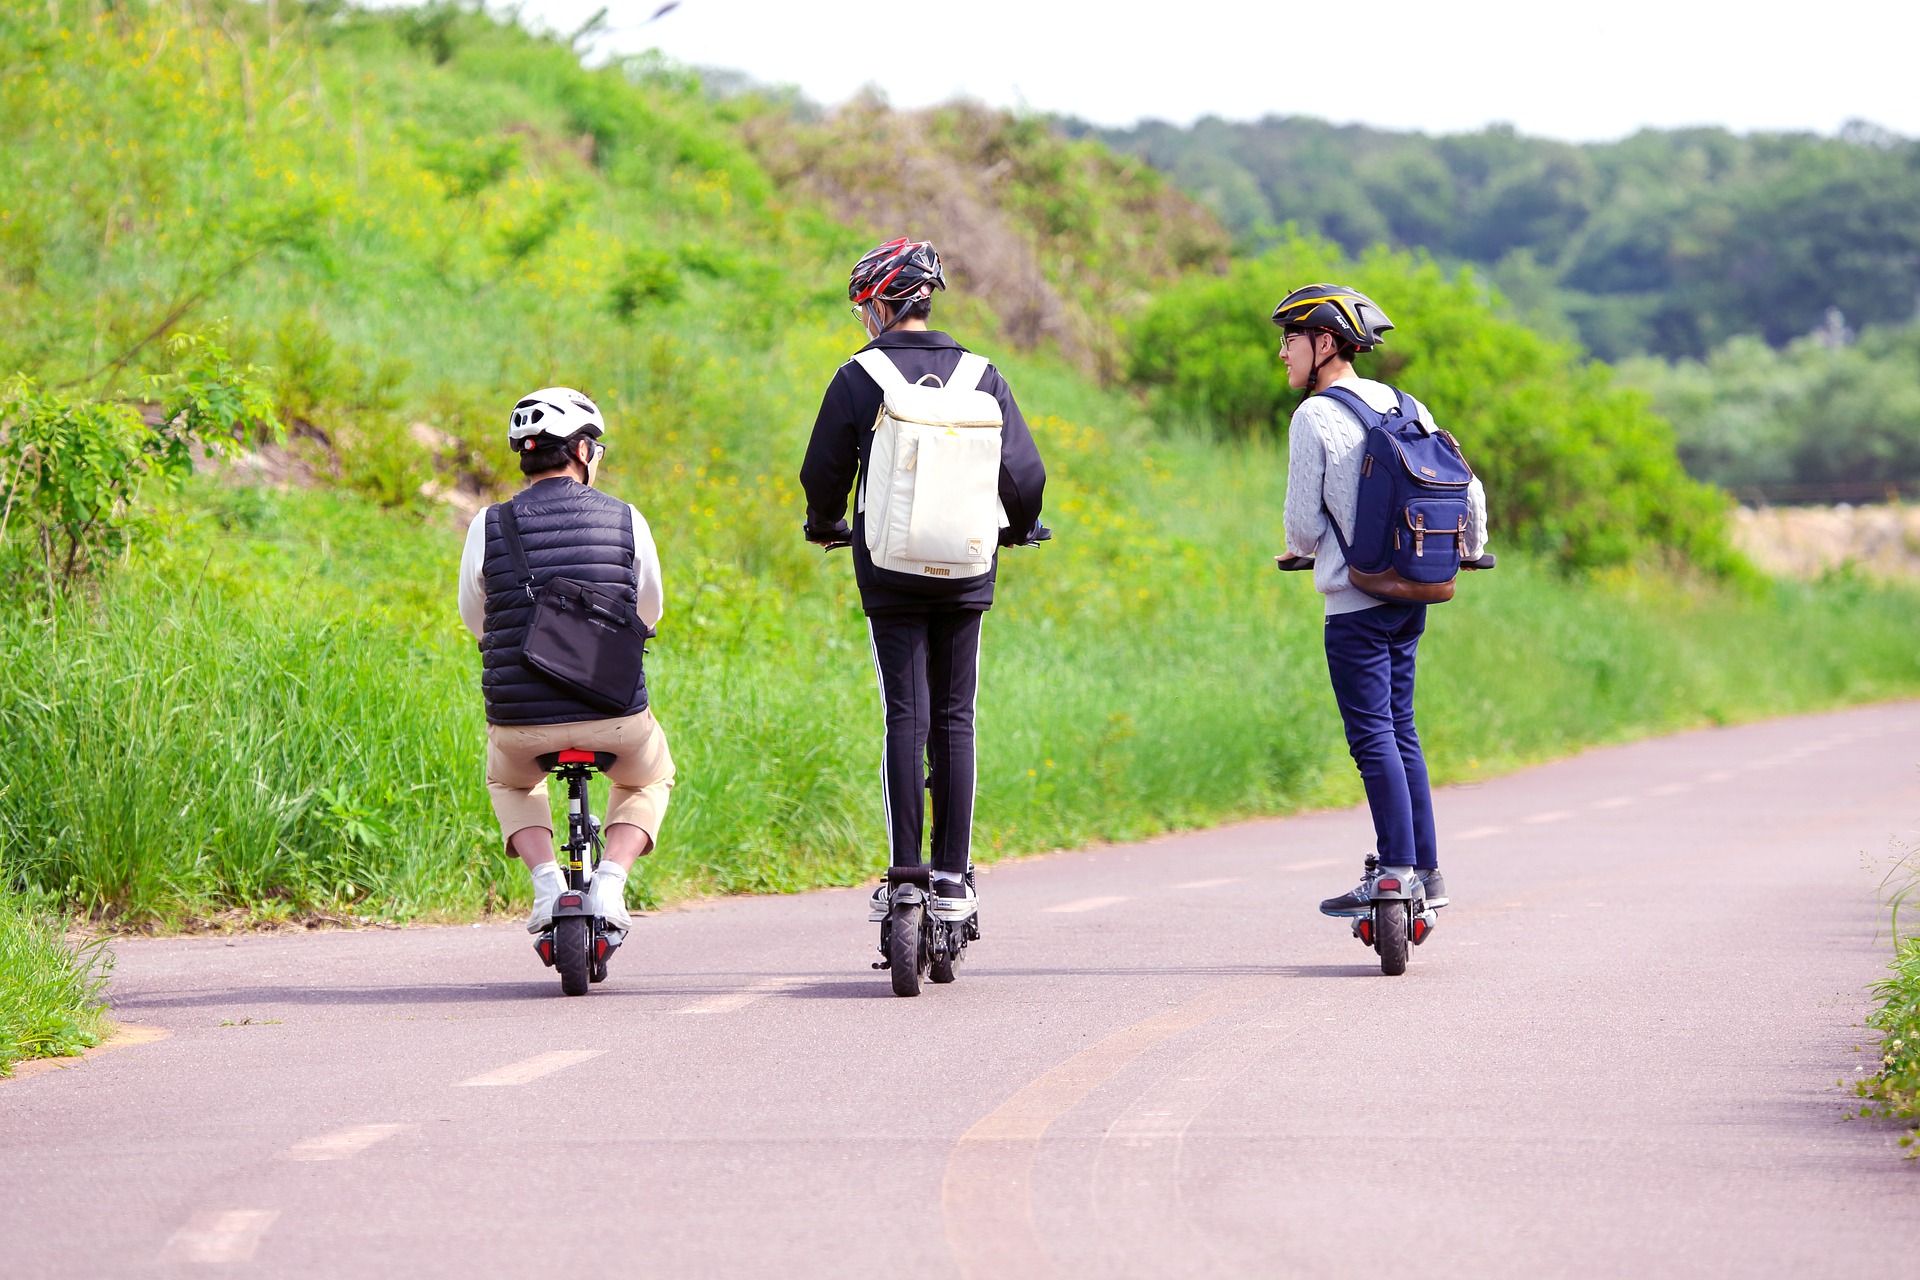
(584, 440, 606, 466)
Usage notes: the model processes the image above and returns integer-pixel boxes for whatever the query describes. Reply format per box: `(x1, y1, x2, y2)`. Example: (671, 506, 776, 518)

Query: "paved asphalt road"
(5, 702, 1920, 1278)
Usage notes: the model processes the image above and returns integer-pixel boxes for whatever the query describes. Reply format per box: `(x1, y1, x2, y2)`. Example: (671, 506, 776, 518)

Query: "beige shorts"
(485, 708, 675, 845)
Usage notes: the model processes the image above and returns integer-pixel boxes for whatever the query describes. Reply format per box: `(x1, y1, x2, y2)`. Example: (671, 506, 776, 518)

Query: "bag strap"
(496, 501, 536, 601)
(851, 349, 911, 395)
(949, 352, 989, 392)
(1313, 385, 1391, 430)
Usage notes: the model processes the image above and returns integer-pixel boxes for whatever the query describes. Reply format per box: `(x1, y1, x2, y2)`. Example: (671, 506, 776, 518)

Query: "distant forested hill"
(1061, 115, 1920, 360)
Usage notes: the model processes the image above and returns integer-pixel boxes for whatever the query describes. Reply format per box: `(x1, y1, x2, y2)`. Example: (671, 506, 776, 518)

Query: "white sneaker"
(931, 875, 977, 923)
(590, 863, 631, 935)
(526, 862, 564, 934)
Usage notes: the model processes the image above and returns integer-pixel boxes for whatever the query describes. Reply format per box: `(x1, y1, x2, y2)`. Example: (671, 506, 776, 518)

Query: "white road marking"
(1045, 895, 1130, 913)
(1174, 877, 1242, 889)
(281, 1123, 411, 1162)
(1523, 811, 1571, 825)
(1282, 858, 1339, 870)
(455, 1050, 605, 1087)
(1454, 826, 1506, 839)
(1702, 770, 1735, 783)
(678, 977, 799, 1015)
(1649, 783, 1691, 796)
(163, 1210, 279, 1263)
(1588, 797, 1632, 810)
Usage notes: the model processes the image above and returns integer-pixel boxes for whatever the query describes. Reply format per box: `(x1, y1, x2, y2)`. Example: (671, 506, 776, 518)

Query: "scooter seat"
(536, 750, 618, 772)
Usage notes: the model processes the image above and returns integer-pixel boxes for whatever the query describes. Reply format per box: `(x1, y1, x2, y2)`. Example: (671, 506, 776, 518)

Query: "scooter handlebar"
(1275, 552, 1497, 572)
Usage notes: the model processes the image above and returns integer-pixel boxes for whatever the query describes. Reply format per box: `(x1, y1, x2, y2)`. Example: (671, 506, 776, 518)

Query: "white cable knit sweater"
(1282, 377, 1489, 617)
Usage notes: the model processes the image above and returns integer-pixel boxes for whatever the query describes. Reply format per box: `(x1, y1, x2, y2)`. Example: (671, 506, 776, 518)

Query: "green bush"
(1128, 236, 1741, 573)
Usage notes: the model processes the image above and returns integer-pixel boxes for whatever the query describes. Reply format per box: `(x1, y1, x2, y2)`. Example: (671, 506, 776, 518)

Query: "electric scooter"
(529, 749, 623, 996)
(873, 865, 979, 997)
(1275, 552, 1494, 976)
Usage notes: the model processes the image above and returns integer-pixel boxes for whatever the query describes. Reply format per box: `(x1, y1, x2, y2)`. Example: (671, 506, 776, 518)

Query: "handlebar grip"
(1274, 555, 1315, 572)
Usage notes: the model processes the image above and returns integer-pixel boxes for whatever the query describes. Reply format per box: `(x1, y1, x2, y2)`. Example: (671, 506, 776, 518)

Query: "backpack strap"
(495, 501, 536, 602)
(850, 349, 911, 395)
(1313, 385, 1393, 430)
(949, 352, 990, 392)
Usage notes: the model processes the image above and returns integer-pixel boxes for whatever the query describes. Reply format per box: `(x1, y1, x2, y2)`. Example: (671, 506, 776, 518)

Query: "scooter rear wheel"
(1376, 900, 1409, 977)
(555, 915, 591, 996)
(889, 900, 926, 997)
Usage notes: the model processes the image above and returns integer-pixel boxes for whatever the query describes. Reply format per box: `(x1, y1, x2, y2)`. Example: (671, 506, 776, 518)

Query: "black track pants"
(866, 608, 984, 876)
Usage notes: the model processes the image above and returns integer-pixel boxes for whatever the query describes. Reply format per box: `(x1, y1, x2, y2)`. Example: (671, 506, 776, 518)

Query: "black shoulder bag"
(497, 502, 651, 714)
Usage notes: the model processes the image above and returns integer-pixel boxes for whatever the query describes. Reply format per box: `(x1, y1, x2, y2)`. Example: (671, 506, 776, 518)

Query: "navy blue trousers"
(1324, 603, 1437, 870)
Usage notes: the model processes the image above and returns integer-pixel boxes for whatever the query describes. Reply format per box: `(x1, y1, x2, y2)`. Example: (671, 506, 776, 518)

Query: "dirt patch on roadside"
(1734, 504, 1920, 579)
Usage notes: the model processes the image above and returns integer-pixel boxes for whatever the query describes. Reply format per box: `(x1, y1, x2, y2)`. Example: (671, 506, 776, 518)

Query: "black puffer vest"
(480, 477, 647, 726)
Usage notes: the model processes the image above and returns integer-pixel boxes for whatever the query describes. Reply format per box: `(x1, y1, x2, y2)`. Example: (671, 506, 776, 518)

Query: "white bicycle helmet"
(506, 387, 605, 453)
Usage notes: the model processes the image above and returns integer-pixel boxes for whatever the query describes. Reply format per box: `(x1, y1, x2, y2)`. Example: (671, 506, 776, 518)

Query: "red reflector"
(595, 937, 608, 959)
(558, 893, 582, 907)
(1358, 920, 1373, 945)
(557, 749, 595, 763)
(536, 940, 553, 962)
(1376, 878, 1400, 893)
(1412, 918, 1429, 943)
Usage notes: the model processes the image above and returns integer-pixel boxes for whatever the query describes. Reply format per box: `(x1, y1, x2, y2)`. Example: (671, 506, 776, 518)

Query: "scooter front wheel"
(889, 900, 926, 997)
(555, 915, 592, 996)
(1376, 900, 1409, 976)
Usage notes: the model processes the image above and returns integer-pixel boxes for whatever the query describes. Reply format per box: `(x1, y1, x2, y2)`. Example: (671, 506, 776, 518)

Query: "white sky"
(493, 0, 1920, 141)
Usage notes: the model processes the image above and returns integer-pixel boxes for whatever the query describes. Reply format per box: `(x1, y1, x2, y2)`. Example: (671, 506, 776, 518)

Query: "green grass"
(1856, 934, 1920, 1152)
(4, 355, 1917, 928)
(1856, 843, 1920, 1152)
(0, 890, 111, 1075)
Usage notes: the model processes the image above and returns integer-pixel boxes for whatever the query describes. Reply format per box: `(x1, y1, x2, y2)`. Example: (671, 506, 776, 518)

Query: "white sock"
(591, 862, 631, 927)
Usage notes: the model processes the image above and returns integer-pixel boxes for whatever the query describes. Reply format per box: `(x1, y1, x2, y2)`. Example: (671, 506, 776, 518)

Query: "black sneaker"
(1419, 868, 1449, 907)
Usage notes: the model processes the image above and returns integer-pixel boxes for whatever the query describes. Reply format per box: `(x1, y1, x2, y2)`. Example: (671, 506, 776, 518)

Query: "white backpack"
(853, 349, 1007, 581)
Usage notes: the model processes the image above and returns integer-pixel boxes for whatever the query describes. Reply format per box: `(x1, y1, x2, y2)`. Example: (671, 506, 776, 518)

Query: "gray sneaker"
(1419, 867, 1449, 908)
(868, 881, 890, 923)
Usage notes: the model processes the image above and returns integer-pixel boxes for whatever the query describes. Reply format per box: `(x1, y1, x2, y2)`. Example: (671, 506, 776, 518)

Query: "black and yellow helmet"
(1270, 284, 1394, 352)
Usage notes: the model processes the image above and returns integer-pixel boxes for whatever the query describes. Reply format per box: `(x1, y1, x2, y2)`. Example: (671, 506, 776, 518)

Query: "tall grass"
(0, 890, 111, 1074)
(4, 431, 1917, 926)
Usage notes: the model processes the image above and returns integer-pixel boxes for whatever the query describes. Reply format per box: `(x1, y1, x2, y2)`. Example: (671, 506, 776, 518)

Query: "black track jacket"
(800, 330, 1046, 613)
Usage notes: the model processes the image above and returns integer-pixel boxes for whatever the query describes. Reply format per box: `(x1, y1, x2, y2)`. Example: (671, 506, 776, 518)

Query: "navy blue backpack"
(1316, 386, 1476, 604)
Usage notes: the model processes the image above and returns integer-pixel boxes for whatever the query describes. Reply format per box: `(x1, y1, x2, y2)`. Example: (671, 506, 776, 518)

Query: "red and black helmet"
(848, 238, 947, 307)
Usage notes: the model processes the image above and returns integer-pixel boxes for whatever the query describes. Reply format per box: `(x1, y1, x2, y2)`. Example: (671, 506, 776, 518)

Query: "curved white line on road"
(1045, 896, 1129, 914)
(678, 977, 799, 1014)
(281, 1123, 411, 1162)
(1454, 826, 1506, 839)
(1523, 811, 1571, 825)
(163, 1210, 278, 1263)
(1282, 858, 1339, 871)
(1091, 1018, 1294, 1278)
(454, 1050, 604, 1087)
(1174, 878, 1241, 890)
(941, 978, 1281, 1279)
